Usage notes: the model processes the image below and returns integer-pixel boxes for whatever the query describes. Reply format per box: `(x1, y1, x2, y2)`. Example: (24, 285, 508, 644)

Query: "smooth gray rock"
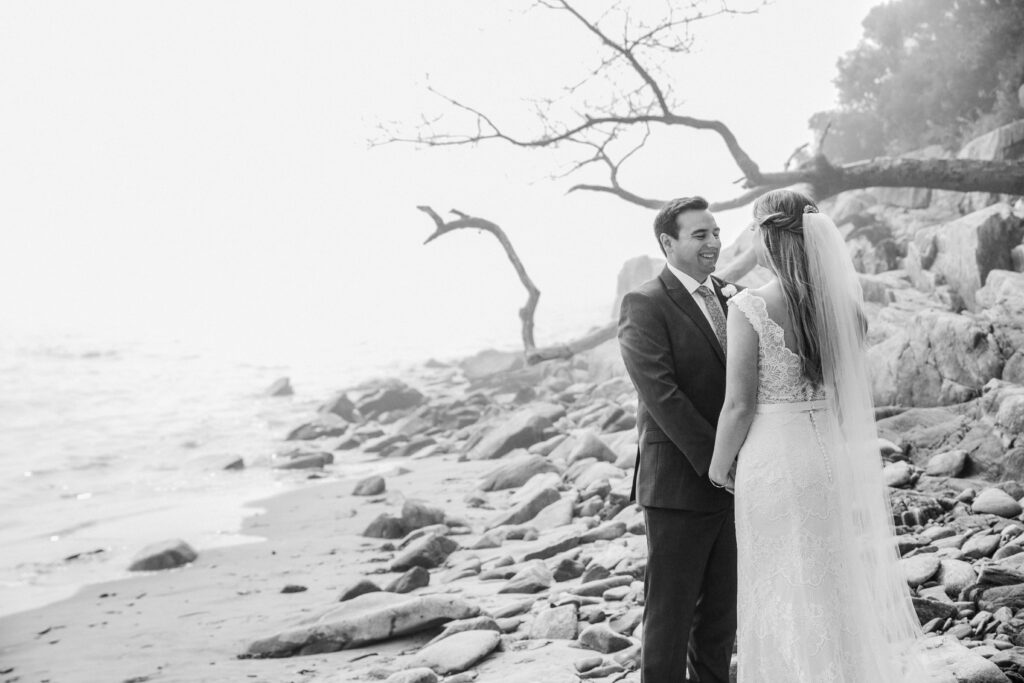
(479, 454, 559, 492)
(573, 575, 632, 597)
(401, 500, 447, 530)
(566, 431, 618, 465)
(353, 475, 386, 496)
(468, 408, 555, 460)
(384, 668, 438, 683)
(266, 377, 294, 396)
(529, 604, 578, 639)
(486, 487, 561, 530)
(499, 560, 553, 594)
(427, 616, 501, 645)
(409, 629, 501, 675)
(339, 578, 381, 602)
(578, 623, 632, 654)
(128, 539, 197, 571)
(926, 449, 968, 477)
(363, 513, 408, 539)
(275, 451, 334, 469)
(319, 392, 358, 421)
(973, 488, 1023, 518)
(357, 380, 425, 419)
(579, 522, 627, 545)
(390, 534, 458, 572)
(386, 566, 430, 594)
(883, 461, 914, 488)
(937, 559, 977, 598)
(900, 554, 940, 587)
(246, 592, 479, 657)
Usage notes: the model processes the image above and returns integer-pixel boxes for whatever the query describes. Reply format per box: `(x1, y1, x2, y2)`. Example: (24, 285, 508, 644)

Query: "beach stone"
(468, 408, 555, 460)
(579, 522, 627, 545)
(573, 576, 633, 597)
(499, 560, 553, 594)
(384, 669, 439, 683)
(281, 584, 307, 594)
(390, 534, 458, 572)
(912, 597, 958, 625)
(486, 487, 561, 530)
(363, 514, 409, 539)
(353, 475, 386, 496)
(266, 377, 294, 397)
(530, 604, 578, 639)
(529, 434, 569, 456)
(275, 451, 334, 469)
(386, 566, 430, 594)
(320, 393, 358, 421)
(460, 348, 524, 379)
(901, 554, 941, 587)
(567, 431, 618, 465)
(973, 488, 1023, 518)
(938, 559, 978, 599)
(409, 629, 501, 675)
(963, 534, 1001, 560)
(401, 500, 446, 531)
(246, 592, 479, 657)
(286, 417, 348, 441)
(340, 579, 381, 602)
(575, 656, 604, 673)
(978, 584, 1024, 613)
(552, 557, 585, 582)
(523, 535, 580, 562)
(478, 454, 559, 492)
(357, 380, 425, 419)
(883, 461, 914, 488)
(578, 623, 632, 654)
(926, 450, 968, 477)
(570, 462, 626, 490)
(128, 539, 198, 571)
(427, 616, 501, 645)
(609, 607, 644, 635)
(530, 496, 575, 530)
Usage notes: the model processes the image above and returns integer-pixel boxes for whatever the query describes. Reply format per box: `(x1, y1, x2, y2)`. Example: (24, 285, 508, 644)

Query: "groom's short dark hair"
(654, 196, 709, 255)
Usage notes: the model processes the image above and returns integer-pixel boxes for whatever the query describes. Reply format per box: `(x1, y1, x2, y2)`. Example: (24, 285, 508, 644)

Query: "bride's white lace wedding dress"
(729, 289, 936, 682)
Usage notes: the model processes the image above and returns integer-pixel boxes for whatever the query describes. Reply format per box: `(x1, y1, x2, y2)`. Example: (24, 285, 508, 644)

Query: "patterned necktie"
(695, 285, 728, 353)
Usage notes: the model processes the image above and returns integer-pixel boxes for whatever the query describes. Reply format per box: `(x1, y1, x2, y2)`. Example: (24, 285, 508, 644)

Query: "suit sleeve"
(618, 290, 716, 476)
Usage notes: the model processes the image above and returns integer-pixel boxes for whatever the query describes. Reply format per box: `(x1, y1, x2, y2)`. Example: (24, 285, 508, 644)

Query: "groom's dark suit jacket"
(619, 267, 735, 511)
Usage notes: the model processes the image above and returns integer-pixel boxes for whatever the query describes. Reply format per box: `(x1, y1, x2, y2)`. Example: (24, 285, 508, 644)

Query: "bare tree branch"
(417, 206, 541, 352)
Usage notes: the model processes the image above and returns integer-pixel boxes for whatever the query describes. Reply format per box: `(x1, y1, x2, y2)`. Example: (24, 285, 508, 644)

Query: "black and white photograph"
(2, 1, 1024, 681)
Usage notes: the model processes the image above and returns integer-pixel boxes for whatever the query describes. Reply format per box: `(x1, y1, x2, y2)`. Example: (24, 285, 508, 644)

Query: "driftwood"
(396, 1, 1024, 359)
(417, 206, 540, 353)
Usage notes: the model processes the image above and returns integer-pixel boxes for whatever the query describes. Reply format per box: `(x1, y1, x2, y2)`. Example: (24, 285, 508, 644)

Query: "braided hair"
(752, 189, 823, 385)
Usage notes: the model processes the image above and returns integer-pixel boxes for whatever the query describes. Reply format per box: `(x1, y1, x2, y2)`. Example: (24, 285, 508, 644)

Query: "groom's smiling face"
(663, 209, 722, 280)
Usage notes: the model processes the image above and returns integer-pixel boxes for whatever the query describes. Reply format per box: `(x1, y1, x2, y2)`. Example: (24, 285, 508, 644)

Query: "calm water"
(0, 296, 607, 616)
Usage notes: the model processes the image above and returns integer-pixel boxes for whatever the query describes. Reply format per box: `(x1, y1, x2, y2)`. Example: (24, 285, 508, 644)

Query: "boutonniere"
(721, 284, 738, 298)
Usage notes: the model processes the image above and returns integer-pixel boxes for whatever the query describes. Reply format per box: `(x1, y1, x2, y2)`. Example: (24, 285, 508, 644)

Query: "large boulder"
(612, 256, 663, 317)
(530, 604, 578, 639)
(467, 407, 559, 460)
(904, 203, 1024, 311)
(868, 309, 1003, 407)
(319, 393, 358, 421)
(972, 487, 1023, 518)
(246, 592, 479, 657)
(956, 119, 1024, 213)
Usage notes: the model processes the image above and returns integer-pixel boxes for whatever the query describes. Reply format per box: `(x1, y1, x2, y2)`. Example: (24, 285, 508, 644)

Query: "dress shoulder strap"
(726, 289, 769, 337)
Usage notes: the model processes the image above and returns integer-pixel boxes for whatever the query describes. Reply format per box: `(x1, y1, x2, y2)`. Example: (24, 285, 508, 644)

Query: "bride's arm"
(708, 310, 759, 490)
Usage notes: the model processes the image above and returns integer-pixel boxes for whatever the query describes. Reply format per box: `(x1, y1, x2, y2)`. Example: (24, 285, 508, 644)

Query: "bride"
(708, 189, 935, 681)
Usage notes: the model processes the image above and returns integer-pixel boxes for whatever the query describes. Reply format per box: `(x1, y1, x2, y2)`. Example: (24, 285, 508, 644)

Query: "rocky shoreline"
(2, 120, 1024, 683)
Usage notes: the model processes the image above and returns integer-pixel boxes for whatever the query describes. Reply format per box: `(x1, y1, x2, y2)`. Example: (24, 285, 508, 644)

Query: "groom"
(618, 196, 737, 683)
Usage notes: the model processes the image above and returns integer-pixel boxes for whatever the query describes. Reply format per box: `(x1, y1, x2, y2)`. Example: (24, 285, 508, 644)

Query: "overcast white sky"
(0, 1, 882, 361)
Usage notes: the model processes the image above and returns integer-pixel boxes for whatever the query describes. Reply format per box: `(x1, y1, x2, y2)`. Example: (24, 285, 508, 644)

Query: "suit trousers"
(642, 506, 737, 683)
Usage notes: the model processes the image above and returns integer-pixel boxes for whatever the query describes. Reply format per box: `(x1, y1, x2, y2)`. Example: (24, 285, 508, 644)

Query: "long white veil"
(803, 212, 934, 680)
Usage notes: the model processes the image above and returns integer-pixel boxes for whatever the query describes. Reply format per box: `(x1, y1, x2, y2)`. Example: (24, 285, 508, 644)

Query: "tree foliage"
(813, 0, 1024, 162)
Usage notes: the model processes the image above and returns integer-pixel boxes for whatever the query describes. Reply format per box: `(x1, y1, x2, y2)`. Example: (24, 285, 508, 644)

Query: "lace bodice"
(728, 290, 825, 404)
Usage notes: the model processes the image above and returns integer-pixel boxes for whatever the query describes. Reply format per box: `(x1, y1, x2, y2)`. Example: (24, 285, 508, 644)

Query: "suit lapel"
(659, 267, 726, 367)
(711, 275, 730, 318)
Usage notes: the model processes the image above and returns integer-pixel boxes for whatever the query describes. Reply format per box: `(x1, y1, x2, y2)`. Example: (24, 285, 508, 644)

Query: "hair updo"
(751, 189, 822, 385)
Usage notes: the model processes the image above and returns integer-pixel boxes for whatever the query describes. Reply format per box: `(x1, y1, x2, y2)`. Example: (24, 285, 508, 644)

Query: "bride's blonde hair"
(752, 189, 823, 385)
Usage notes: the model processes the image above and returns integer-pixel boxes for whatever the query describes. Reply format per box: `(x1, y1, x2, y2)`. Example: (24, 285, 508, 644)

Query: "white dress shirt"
(666, 262, 716, 327)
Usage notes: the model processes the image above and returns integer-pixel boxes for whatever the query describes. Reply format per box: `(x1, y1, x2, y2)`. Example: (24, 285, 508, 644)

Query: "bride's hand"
(709, 465, 736, 494)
